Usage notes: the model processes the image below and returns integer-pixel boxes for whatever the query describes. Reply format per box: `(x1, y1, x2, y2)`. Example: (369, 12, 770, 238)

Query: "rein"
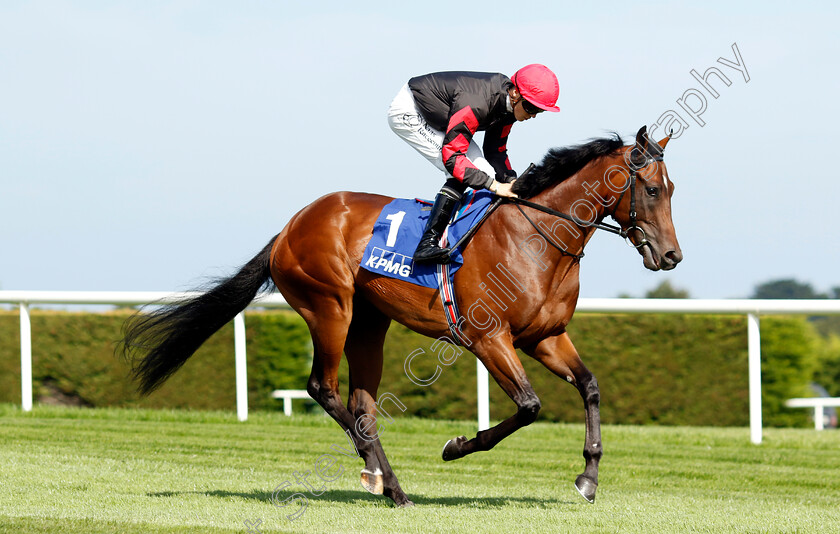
(443, 153, 662, 262)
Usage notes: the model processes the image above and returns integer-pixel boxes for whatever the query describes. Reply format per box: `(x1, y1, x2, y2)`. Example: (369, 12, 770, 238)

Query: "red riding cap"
(512, 64, 560, 112)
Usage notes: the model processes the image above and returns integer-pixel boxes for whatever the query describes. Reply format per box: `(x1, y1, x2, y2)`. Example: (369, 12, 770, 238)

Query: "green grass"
(1, 405, 839, 533)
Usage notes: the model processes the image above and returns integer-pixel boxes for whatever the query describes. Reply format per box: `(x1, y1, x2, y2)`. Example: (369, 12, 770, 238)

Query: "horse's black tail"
(120, 235, 278, 395)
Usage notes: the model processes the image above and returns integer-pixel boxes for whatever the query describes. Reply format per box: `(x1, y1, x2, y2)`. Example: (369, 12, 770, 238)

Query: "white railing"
(785, 397, 840, 430)
(574, 298, 840, 444)
(3, 291, 840, 442)
(0, 291, 291, 422)
(270, 389, 312, 416)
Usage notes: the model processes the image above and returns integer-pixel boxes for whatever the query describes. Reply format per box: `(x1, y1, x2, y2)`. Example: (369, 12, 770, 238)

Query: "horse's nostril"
(665, 250, 683, 264)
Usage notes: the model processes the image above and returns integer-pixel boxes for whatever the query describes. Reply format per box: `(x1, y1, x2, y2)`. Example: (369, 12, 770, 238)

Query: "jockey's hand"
(491, 179, 518, 198)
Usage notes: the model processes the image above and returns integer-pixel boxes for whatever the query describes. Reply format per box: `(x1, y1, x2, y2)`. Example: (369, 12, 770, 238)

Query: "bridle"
(609, 152, 664, 250)
(509, 153, 663, 259)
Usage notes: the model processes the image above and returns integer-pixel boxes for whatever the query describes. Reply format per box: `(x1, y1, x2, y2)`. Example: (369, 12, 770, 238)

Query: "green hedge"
(0, 310, 312, 411)
(814, 334, 840, 397)
(0, 310, 823, 427)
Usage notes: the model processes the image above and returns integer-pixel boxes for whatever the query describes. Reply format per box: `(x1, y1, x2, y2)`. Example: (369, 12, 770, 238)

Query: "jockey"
(388, 64, 560, 264)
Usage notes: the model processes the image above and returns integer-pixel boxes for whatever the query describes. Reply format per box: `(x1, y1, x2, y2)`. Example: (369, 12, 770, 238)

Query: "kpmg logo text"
(364, 247, 413, 278)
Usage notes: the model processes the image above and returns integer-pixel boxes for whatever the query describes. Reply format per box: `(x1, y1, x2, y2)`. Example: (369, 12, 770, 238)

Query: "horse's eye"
(645, 187, 659, 197)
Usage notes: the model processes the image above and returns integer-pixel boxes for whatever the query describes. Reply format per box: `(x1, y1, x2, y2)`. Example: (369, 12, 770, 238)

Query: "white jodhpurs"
(387, 83, 496, 180)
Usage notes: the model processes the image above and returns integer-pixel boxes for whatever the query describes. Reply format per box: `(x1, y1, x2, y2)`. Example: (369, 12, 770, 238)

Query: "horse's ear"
(630, 125, 649, 167)
(634, 126, 649, 151)
(657, 135, 671, 151)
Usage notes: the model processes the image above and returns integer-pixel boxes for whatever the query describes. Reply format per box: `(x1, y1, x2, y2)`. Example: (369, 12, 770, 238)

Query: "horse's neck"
(525, 156, 618, 252)
(465, 155, 626, 327)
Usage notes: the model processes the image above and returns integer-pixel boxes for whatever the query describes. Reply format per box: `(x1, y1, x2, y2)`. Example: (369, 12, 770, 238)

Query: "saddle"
(360, 189, 496, 289)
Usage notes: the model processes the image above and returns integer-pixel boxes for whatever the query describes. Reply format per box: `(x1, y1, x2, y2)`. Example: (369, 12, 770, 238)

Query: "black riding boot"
(413, 190, 460, 264)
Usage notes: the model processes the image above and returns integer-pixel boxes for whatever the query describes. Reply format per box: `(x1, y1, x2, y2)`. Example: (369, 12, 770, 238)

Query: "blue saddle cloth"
(360, 190, 495, 288)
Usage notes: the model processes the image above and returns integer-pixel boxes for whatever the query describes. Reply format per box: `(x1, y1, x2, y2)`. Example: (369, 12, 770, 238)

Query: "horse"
(121, 125, 681, 508)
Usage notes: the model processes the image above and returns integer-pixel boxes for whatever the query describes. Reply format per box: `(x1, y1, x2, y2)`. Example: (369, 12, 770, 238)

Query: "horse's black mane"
(511, 133, 625, 199)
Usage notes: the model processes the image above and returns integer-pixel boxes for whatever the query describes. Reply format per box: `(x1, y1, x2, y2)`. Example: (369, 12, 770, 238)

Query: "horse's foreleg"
(524, 333, 601, 503)
(441, 337, 541, 461)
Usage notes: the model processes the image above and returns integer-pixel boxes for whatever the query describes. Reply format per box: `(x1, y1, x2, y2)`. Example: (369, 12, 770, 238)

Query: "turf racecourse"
(1, 405, 839, 533)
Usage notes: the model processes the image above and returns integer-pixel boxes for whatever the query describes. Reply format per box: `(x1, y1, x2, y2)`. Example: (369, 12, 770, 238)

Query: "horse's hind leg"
(523, 332, 601, 503)
(268, 193, 409, 504)
(297, 301, 389, 502)
(344, 297, 413, 507)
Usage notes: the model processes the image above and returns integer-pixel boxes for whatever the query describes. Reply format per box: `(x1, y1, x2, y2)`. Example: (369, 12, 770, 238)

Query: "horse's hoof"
(442, 435, 468, 461)
(360, 468, 384, 495)
(574, 474, 597, 503)
(398, 499, 415, 508)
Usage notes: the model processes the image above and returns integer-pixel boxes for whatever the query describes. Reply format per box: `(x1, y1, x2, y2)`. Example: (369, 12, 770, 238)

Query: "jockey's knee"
(443, 178, 467, 197)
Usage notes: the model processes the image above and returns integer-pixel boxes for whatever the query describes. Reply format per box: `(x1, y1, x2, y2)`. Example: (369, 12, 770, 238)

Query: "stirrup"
(413, 243, 452, 264)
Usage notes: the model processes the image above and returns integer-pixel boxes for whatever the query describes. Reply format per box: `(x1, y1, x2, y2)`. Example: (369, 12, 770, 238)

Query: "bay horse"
(121, 125, 681, 507)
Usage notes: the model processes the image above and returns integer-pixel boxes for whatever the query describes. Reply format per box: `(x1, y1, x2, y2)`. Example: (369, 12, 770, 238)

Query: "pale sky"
(2, 1, 838, 299)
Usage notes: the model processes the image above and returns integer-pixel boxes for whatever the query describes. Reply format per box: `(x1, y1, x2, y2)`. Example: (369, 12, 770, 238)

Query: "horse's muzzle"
(660, 249, 683, 271)
(640, 243, 682, 271)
